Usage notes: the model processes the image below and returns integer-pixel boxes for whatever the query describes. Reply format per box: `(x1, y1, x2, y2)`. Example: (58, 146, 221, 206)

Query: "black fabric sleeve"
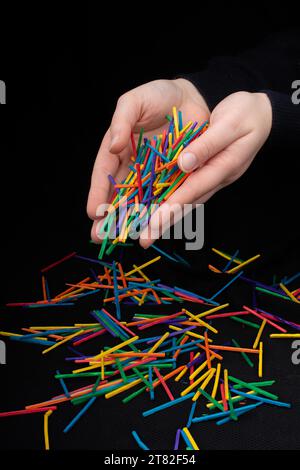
(181, 30, 300, 149)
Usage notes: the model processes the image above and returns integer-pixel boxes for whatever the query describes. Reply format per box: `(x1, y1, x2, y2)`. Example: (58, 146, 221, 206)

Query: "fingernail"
(180, 152, 198, 172)
(110, 134, 119, 150)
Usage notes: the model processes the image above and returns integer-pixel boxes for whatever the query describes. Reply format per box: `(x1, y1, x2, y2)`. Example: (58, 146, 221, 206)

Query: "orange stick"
(196, 343, 223, 361)
(41, 276, 47, 301)
(54, 277, 91, 299)
(104, 267, 113, 285)
(103, 288, 151, 303)
(204, 332, 211, 369)
(118, 263, 127, 288)
(22, 328, 64, 341)
(150, 289, 162, 305)
(173, 335, 189, 359)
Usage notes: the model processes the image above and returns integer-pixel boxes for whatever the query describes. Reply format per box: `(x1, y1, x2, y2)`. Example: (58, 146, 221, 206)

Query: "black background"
(0, 2, 299, 453)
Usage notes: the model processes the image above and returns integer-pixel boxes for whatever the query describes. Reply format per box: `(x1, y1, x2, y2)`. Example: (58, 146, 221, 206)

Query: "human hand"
(87, 78, 210, 241)
(139, 91, 272, 248)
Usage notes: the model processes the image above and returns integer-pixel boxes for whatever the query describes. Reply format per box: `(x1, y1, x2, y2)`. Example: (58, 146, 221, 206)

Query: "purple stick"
(174, 429, 181, 451)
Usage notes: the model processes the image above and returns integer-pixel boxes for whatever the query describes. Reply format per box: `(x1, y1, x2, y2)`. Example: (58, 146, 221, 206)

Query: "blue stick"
(231, 389, 291, 408)
(56, 369, 70, 398)
(210, 271, 244, 300)
(63, 397, 97, 433)
(143, 393, 194, 417)
(132, 430, 150, 450)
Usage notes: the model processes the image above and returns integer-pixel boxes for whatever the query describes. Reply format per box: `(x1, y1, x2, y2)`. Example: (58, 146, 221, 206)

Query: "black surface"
(0, 3, 299, 453)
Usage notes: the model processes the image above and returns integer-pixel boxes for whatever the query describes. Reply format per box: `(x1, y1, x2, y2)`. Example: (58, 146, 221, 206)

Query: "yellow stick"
(211, 363, 221, 399)
(207, 390, 255, 408)
(183, 309, 218, 334)
(226, 254, 261, 274)
(182, 427, 199, 450)
(138, 291, 148, 306)
(280, 283, 300, 303)
(189, 355, 218, 380)
(179, 120, 193, 136)
(42, 329, 85, 354)
(101, 351, 104, 380)
(105, 376, 148, 399)
(125, 257, 161, 277)
(253, 319, 267, 349)
(258, 342, 263, 378)
(148, 332, 170, 354)
(93, 336, 139, 360)
(44, 410, 53, 450)
(170, 144, 184, 164)
(173, 106, 179, 139)
(181, 368, 214, 397)
(0, 331, 24, 337)
(189, 359, 211, 381)
(133, 264, 151, 282)
(224, 369, 229, 400)
(175, 366, 188, 382)
(195, 303, 230, 319)
(212, 248, 242, 264)
(169, 325, 211, 342)
(270, 334, 300, 338)
(192, 369, 216, 402)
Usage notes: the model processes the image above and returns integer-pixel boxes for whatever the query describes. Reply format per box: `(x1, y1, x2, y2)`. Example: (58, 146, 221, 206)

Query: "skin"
(87, 78, 272, 247)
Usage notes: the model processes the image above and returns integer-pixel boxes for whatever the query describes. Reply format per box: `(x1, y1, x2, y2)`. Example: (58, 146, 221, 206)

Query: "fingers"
(177, 117, 243, 173)
(87, 130, 122, 220)
(109, 91, 141, 154)
(139, 160, 230, 248)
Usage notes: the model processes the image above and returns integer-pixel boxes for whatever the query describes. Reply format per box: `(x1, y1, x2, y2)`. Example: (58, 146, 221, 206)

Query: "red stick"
(206, 311, 249, 320)
(153, 367, 174, 400)
(138, 311, 184, 330)
(0, 406, 57, 418)
(220, 383, 228, 411)
(243, 305, 287, 333)
(131, 132, 137, 158)
(173, 292, 204, 304)
(41, 251, 77, 273)
(101, 307, 136, 337)
(73, 328, 106, 346)
(136, 163, 143, 202)
(204, 332, 211, 369)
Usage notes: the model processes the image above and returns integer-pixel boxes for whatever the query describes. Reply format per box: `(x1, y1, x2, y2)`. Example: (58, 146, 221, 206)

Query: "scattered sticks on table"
(1, 244, 299, 450)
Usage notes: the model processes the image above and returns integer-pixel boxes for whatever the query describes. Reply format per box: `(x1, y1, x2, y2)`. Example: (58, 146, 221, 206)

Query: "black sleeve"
(182, 30, 300, 150)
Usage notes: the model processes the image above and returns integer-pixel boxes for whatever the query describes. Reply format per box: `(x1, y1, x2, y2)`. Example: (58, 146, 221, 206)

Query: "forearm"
(181, 30, 300, 150)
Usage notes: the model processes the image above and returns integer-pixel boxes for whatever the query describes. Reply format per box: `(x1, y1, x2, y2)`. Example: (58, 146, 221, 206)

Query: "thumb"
(177, 119, 238, 172)
(109, 91, 141, 154)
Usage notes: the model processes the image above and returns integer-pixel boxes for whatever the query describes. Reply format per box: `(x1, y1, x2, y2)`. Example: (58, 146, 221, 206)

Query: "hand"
(87, 79, 210, 241)
(139, 91, 272, 248)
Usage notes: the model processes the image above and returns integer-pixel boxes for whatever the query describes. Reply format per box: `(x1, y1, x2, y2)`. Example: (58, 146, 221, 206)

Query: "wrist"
(253, 92, 272, 140)
(174, 78, 211, 116)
